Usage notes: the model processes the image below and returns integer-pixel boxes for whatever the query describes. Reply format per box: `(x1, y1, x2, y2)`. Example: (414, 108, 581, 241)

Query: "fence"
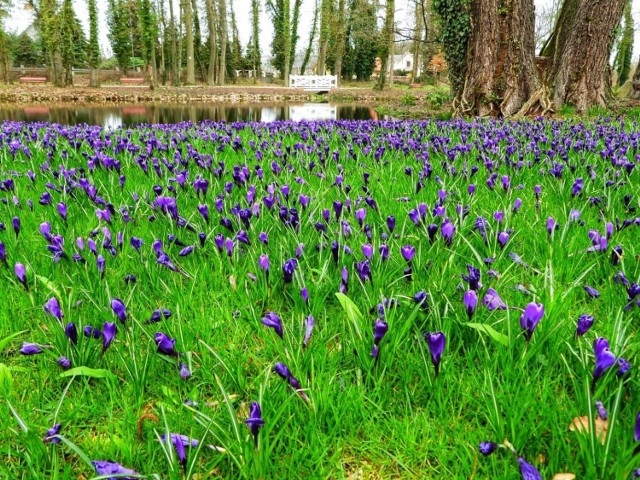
(289, 75, 338, 91)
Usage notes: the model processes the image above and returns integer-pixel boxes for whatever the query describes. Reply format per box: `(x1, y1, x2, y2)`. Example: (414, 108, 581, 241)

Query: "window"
(406, 60, 411, 68)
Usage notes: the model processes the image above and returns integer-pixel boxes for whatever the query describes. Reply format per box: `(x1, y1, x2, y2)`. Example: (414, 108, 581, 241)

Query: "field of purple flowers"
(0, 118, 639, 479)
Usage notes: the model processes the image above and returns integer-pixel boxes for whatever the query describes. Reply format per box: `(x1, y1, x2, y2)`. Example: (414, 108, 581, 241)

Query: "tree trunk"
(629, 57, 640, 99)
(158, 0, 167, 85)
(316, 0, 331, 75)
(192, 0, 207, 81)
(51, 51, 66, 87)
(218, 0, 228, 85)
(375, 0, 394, 90)
(333, 0, 346, 82)
(283, 0, 291, 84)
(458, 0, 538, 117)
(169, 0, 179, 85)
(184, 0, 196, 84)
(546, 0, 625, 112)
(411, 0, 423, 82)
(206, 0, 217, 85)
(251, 0, 261, 82)
(177, 2, 184, 84)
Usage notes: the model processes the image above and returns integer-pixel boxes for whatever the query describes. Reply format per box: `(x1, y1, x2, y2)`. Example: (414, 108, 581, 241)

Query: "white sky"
(4, 0, 640, 63)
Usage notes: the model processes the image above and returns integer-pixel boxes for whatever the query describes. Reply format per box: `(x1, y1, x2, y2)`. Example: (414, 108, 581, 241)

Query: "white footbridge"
(289, 75, 338, 92)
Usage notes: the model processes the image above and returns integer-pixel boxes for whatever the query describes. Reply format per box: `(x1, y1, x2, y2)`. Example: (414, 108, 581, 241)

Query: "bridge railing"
(289, 75, 338, 90)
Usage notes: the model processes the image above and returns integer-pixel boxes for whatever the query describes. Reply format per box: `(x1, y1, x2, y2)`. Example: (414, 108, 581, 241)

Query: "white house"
(391, 54, 421, 76)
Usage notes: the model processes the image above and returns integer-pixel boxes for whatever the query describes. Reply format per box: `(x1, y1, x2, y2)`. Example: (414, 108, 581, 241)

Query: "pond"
(0, 103, 381, 127)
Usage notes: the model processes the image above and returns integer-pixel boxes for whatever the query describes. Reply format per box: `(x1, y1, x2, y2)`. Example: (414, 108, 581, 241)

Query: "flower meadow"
(0, 117, 639, 479)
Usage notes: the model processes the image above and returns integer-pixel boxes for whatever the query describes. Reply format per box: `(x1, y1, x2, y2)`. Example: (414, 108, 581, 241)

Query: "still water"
(0, 103, 380, 127)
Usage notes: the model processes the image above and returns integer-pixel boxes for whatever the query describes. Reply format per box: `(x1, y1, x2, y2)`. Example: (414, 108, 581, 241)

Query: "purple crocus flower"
(617, 358, 631, 377)
(520, 302, 544, 342)
(97, 255, 105, 279)
(546, 216, 557, 235)
(362, 243, 374, 259)
(584, 285, 600, 299)
(259, 254, 270, 279)
(91, 460, 139, 480)
(462, 264, 482, 291)
(43, 423, 62, 443)
(303, 315, 314, 348)
(593, 337, 616, 379)
(20, 342, 44, 355)
(371, 319, 388, 359)
(595, 400, 607, 420)
(401, 245, 415, 263)
(261, 311, 283, 338)
(57, 202, 68, 222)
(274, 362, 308, 401)
(12, 217, 20, 238)
(463, 290, 478, 319)
(155, 332, 178, 356)
(110, 298, 127, 324)
(513, 198, 522, 212)
(245, 401, 265, 448)
(498, 231, 510, 248)
(441, 220, 455, 246)
(102, 322, 117, 352)
(130, 237, 144, 253)
(386, 215, 396, 232)
(14, 262, 28, 291)
(57, 356, 71, 370)
(517, 457, 542, 480)
(65, 322, 77, 345)
(44, 297, 64, 322)
(424, 331, 445, 377)
(180, 363, 191, 379)
(635, 412, 640, 442)
(282, 258, 297, 283)
(576, 314, 594, 337)
(355, 260, 372, 283)
(482, 288, 507, 310)
(479, 441, 498, 456)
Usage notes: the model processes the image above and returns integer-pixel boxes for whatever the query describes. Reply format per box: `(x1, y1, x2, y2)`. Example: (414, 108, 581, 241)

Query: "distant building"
(391, 54, 420, 76)
(373, 54, 422, 78)
(20, 23, 39, 41)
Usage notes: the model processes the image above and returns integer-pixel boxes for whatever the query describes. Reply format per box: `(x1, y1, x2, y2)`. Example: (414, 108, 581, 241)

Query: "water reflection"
(0, 103, 380, 127)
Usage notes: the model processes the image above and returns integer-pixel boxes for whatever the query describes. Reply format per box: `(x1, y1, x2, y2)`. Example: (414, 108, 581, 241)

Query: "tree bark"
(545, 0, 625, 112)
(283, 0, 291, 84)
(169, 0, 180, 85)
(192, 0, 207, 81)
(333, 0, 346, 82)
(316, 0, 331, 75)
(218, 0, 228, 85)
(458, 0, 538, 117)
(205, 0, 217, 85)
(629, 57, 640, 99)
(411, 0, 423, 82)
(184, 0, 196, 84)
(375, 0, 394, 90)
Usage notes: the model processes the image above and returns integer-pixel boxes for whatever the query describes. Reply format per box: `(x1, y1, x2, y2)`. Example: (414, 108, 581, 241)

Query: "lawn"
(0, 118, 638, 479)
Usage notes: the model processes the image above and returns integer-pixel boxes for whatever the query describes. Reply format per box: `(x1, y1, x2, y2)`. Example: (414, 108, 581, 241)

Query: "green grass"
(0, 118, 638, 479)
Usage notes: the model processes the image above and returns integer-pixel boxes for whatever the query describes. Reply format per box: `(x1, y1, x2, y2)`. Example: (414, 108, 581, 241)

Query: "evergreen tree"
(138, 0, 158, 88)
(87, 0, 100, 86)
(107, 0, 133, 72)
(12, 32, 44, 67)
(250, 0, 262, 80)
